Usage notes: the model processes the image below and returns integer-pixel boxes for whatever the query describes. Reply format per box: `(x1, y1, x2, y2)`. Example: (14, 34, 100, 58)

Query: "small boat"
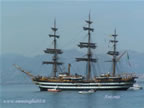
(129, 84, 143, 90)
(47, 86, 61, 92)
(78, 89, 96, 94)
(47, 88, 61, 92)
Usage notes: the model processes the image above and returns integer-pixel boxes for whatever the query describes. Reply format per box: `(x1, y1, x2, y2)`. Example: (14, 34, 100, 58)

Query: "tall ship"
(14, 14, 137, 91)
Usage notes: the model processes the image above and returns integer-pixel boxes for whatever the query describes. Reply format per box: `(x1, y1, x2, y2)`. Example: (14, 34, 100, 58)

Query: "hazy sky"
(1, 0, 144, 56)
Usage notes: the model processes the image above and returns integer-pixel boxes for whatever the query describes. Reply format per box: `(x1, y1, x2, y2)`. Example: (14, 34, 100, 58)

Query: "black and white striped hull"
(34, 81, 134, 91)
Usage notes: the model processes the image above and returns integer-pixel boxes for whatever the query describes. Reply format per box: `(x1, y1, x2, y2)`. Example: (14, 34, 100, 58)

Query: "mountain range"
(0, 49, 144, 84)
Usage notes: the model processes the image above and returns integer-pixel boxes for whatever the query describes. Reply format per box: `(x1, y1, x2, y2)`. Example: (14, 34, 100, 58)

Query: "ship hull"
(34, 81, 135, 91)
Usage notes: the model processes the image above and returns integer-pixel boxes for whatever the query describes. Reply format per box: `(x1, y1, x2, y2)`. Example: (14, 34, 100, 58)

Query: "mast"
(76, 13, 97, 80)
(107, 29, 119, 77)
(43, 19, 63, 77)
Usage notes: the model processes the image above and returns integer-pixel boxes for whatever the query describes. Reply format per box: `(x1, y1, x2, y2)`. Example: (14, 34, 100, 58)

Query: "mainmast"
(43, 19, 63, 77)
(107, 29, 119, 77)
(76, 13, 97, 80)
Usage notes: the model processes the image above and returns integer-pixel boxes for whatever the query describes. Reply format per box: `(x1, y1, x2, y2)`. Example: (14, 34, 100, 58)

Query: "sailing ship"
(14, 14, 137, 91)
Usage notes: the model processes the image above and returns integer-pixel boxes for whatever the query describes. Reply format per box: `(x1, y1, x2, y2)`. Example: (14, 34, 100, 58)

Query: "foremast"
(43, 19, 63, 77)
(107, 29, 119, 77)
(76, 13, 97, 80)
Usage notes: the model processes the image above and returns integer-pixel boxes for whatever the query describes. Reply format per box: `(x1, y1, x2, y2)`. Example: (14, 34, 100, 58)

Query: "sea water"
(0, 81, 144, 108)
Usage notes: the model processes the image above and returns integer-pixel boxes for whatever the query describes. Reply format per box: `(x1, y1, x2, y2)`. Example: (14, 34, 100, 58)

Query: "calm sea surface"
(0, 81, 144, 108)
